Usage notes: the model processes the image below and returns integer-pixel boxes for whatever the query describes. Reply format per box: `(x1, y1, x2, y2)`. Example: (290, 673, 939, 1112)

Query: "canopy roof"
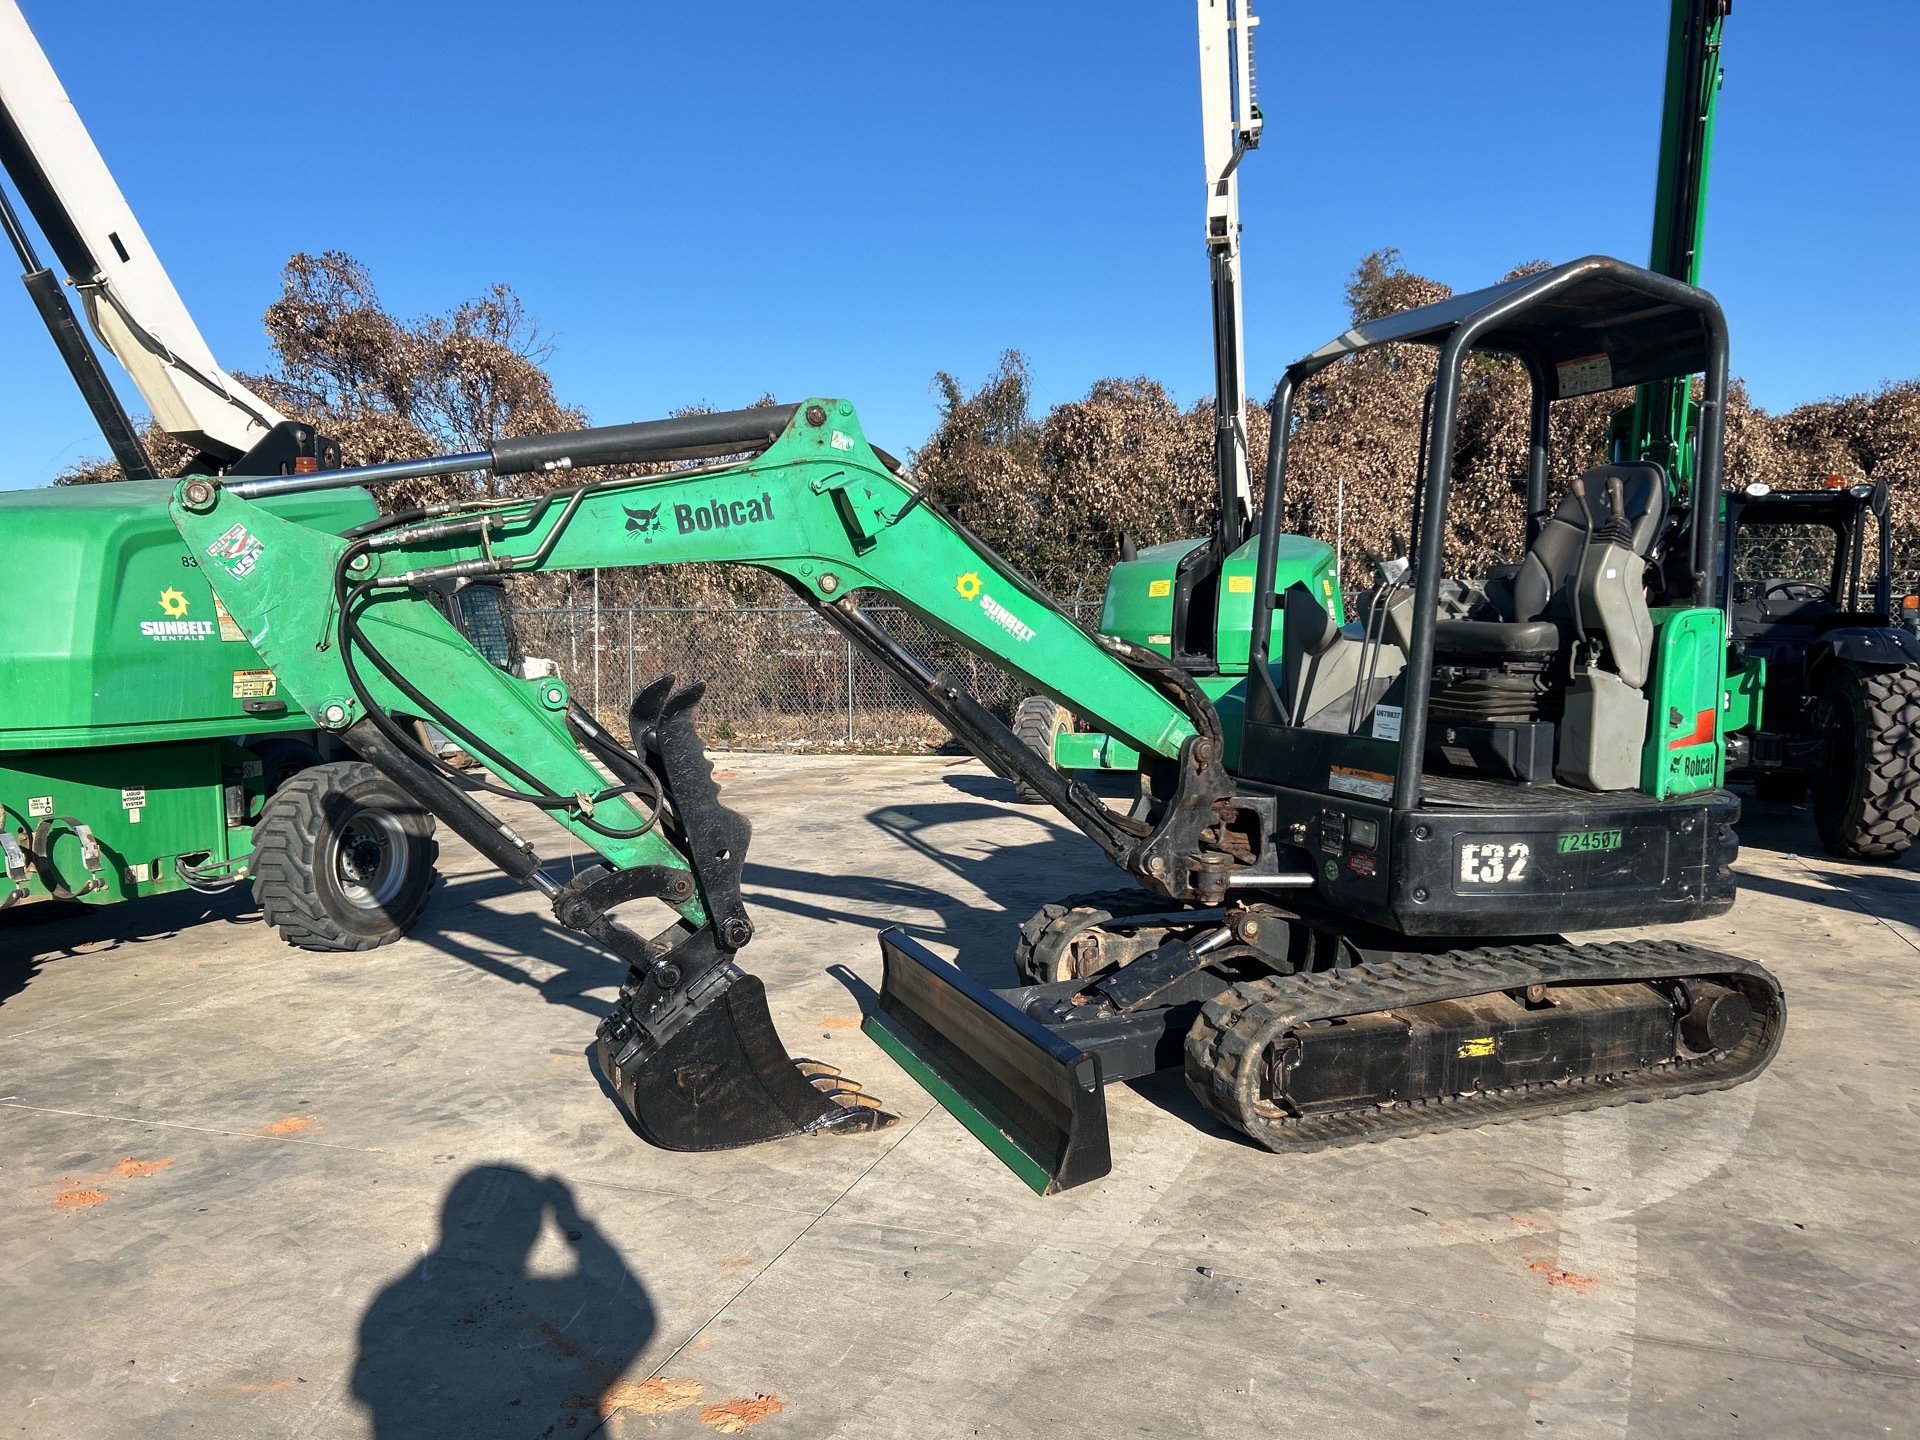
(1296, 255, 1723, 399)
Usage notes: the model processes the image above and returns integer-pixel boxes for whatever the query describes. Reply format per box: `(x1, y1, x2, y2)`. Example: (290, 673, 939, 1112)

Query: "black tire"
(253, 737, 323, 796)
(1013, 888, 1171, 986)
(1011, 696, 1071, 805)
(1751, 773, 1807, 805)
(1812, 663, 1920, 862)
(252, 761, 439, 951)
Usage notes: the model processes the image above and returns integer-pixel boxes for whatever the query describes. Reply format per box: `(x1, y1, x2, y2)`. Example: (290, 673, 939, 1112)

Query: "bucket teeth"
(804, 1065, 884, 1108)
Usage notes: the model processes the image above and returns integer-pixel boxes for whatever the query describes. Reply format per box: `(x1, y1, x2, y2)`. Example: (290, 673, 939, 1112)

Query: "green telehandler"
(166, 255, 1784, 1192)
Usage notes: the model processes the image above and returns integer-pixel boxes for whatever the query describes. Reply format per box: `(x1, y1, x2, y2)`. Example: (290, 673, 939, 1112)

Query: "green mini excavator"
(4, 0, 1786, 1192)
(167, 255, 1783, 1191)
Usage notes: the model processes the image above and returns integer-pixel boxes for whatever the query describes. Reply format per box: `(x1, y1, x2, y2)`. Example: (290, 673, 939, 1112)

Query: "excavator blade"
(597, 968, 897, 1151)
(865, 928, 1112, 1194)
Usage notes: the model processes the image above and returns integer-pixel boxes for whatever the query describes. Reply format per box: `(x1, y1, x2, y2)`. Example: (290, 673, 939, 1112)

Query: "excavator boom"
(169, 400, 1243, 1162)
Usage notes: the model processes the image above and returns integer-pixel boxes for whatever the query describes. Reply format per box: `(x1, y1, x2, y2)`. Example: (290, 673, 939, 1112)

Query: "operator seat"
(1279, 583, 1410, 732)
(1435, 463, 1668, 658)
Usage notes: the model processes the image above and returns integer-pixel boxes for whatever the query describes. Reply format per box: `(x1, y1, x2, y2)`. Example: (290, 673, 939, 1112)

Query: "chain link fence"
(505, 591, 1102, 753)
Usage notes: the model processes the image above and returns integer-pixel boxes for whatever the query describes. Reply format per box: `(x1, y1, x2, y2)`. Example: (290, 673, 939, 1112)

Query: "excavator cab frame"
(1251, 253, 1735, 840)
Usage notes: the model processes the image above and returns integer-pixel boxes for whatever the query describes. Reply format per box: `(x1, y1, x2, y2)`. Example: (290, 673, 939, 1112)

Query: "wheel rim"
(329, 810, 409, 910)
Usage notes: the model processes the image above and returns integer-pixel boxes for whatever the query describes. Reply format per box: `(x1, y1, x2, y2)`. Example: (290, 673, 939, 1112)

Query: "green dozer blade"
(865, 928, 1112, 1194)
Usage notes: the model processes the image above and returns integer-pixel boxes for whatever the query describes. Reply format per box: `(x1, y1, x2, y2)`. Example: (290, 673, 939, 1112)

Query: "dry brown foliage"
(53, 247, 1920, 597)
(246, 251, 587, 508)
(57, 250, 583, 507)
(912, 352, 1268, 599)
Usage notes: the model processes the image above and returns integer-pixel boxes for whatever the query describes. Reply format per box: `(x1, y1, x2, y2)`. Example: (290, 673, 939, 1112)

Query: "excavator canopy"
(1299, 254, 1724, 398)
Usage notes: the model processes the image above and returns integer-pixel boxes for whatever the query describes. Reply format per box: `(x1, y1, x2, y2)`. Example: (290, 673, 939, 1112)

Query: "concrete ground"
(2, 754, 1916, 1440)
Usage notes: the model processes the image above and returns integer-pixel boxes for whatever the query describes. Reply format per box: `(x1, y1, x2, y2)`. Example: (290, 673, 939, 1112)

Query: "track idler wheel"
(597, 967, 896, 1151)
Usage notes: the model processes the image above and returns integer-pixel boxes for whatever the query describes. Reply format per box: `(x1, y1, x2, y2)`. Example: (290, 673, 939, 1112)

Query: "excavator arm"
(169, 399, 1242, 1161)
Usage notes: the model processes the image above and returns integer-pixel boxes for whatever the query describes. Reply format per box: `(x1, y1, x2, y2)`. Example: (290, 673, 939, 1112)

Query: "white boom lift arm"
(1196, 0, 1261, 548)
(0, 0, 284, 473)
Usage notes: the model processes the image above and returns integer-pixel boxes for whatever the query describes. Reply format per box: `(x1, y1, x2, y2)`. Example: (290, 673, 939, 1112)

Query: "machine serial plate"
(1557, 829, 1623, 854)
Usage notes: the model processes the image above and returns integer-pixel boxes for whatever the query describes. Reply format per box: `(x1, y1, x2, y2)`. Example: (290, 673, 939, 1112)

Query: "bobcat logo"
(623, 503, 663, 542)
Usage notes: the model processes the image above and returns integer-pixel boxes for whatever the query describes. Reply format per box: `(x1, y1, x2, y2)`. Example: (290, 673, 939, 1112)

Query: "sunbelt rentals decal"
(956, 571, 1035, 643)
(142, 588, 214, 641)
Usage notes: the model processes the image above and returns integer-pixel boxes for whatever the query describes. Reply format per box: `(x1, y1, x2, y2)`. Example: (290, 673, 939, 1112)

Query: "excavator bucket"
(590, 676, 898, 1150)
(597, 969, 893, 1150)
(865, 928, 1112, 1194)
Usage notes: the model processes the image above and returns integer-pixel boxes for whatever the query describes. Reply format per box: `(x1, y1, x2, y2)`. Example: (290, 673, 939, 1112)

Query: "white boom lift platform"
(0, 0, 293, 477)
(1196, 0, 1262, 544)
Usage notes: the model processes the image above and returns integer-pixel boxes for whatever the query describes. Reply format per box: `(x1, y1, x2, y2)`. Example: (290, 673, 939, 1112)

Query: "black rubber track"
(252, 760, 439, 952)
(1010, 696, 1068, 805)
(1184, 938, 1785, 1152)
(1814, 662, 1920, 861)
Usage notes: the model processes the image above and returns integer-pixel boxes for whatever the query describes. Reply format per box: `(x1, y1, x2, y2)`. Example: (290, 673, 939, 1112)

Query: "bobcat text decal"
(624, 493, 776, 542)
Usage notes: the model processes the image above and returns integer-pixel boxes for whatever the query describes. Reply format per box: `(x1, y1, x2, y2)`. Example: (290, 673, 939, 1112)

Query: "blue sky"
(2, 0, 1913, 489)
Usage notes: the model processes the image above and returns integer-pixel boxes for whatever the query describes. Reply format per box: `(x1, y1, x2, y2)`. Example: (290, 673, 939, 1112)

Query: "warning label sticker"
(1556, 352, 1614, 397)
(28, 795, 53, 818)
(213, 596, 247, 643)
(232, 670, 278, 699)
(1328, 765, 1393, 801)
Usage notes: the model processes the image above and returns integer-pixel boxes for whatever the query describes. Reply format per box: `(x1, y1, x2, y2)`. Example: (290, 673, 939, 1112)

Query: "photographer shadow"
(352, 1165, 654, 1437)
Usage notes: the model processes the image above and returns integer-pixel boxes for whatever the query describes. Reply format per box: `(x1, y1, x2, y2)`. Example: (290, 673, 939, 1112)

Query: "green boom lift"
(1610, 0, 1920, 860)
(0, 0, 505, 939)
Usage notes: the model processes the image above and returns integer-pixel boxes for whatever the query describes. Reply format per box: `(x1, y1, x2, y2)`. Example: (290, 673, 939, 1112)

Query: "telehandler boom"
(171, 257, 1784, 1190)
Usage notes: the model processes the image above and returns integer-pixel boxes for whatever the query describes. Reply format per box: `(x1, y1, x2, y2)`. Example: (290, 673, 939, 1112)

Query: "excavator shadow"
(1121, 1065, 1266, 1147)
(408, 861, 641, 1017)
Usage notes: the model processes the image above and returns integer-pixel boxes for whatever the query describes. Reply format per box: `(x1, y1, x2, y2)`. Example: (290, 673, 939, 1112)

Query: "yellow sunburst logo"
(955, 571, 983, 601)
(158, 588, 190, 618)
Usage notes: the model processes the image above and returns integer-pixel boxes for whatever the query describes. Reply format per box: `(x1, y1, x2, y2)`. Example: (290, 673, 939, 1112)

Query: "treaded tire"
(1813, 662, 1920, 862)
(252, 761, 439, 951)
(1010, 696, 1071, 804)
